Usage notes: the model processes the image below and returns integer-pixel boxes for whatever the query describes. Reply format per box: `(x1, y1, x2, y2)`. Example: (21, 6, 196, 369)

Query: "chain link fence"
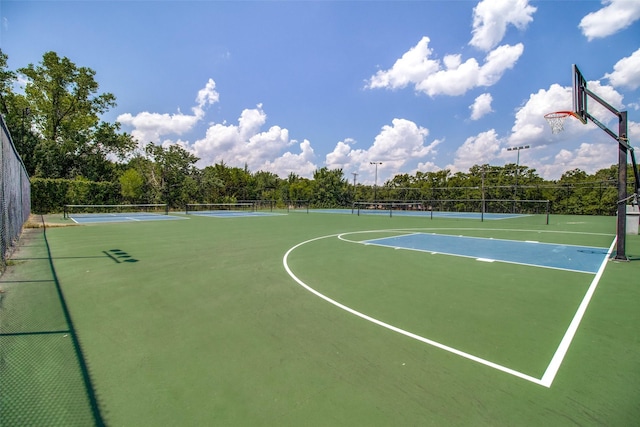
(1, 114, 31, 271)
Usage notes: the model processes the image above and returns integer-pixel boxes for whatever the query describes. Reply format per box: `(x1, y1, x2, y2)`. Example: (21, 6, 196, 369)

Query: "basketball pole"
(582, 95, 630, 260)
(549, 64, 638, 260)
(616, 111, 628, 260)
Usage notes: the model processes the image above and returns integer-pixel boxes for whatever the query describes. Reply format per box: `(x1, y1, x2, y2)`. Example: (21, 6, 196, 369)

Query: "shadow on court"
(0, 220, 105, 426)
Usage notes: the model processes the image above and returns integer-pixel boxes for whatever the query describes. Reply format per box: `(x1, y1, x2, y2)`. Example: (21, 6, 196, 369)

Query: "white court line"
(285, 229, 615, 388)
(539, 237, 616, 387)
(283, 232, 544, 386)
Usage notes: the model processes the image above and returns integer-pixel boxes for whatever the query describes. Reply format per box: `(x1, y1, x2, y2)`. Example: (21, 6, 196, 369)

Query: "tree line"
(1, 50, 632, 215)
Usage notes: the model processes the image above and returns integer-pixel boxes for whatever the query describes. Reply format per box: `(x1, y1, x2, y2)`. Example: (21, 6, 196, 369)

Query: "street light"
(506, 145, 529, 212)
(370, 161, 382, 202)
(352, 172, 358, 204)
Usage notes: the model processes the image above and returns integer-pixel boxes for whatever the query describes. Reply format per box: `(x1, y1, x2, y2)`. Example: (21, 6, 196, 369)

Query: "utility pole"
(506, 145, 529, 212)
(352, 172, 358, 203)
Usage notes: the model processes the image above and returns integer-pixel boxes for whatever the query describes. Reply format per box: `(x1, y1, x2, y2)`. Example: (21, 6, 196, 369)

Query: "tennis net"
(63, 204, 168, 219)
(353, 199, 550, 220)
(185, 203, 255, 215)
(353, 201, 427, 216)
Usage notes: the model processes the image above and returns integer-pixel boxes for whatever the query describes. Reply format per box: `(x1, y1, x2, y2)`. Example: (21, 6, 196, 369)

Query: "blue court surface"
(68, 213, 186, 224)
(302, 208, 523, 220)
(362, 233, 611, 274)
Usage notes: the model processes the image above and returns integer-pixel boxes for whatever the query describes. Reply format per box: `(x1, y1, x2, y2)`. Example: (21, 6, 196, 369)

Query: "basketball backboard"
(572, 64, 588, 124)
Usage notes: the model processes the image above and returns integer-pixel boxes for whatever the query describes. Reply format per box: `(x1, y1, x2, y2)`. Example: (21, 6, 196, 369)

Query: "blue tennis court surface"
(362, 233, 611, 274)
(68, 213, 186, 224)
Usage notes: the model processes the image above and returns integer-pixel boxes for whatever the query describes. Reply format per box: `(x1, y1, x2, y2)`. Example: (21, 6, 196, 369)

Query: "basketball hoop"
(544, 111, 578, 134)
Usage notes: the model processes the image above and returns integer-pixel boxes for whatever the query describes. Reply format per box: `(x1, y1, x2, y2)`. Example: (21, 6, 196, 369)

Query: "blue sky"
(1, 0, 639, 184)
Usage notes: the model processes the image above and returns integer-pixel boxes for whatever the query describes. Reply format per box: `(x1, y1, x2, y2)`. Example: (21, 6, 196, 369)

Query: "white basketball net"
(544, 112, 572, 134)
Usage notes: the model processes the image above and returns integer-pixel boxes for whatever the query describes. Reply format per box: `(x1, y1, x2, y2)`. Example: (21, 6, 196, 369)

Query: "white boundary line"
(282, 228, 615, 388)
(539, 237, 616, 387)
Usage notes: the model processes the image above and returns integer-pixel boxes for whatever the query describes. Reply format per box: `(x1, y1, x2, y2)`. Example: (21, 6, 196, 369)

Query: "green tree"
(0, 49, 14, 115)
(593, 165, 619, 215)
(0, 50, 40, 175)
(17, 51, 135, 179)
(200, 165, 225, 202)
(286, 173, 313, 204)
(311, 167, 349, 208)
(252, 170, 281, 202)
(555, 169, 589, 214)
(143, 143, 200, 208)
(119, 168, 145, 203)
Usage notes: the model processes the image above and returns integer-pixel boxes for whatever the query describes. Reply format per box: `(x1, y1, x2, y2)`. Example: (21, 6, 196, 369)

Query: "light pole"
(481, 165, 486, 222)
(506, 145, 529, 212)
(370, 161, 382, 202)
(352, 172, 358, 204)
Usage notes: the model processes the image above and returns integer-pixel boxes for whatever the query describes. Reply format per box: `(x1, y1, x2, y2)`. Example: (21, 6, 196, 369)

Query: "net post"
(546, 200, 550, 225)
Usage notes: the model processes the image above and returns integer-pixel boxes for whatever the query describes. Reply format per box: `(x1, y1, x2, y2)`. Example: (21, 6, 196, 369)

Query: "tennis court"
(67, 212, 186, 224)
(64, 204, 185, 224)
(1, 212, 639, 425)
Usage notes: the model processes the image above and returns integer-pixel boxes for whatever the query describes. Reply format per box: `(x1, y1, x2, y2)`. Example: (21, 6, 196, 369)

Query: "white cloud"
(503, 78, 633, 180)
(605, 48, 640, 90)
(118, 78, 219, 144)
(414, 161, 442, 174)
(533, 143, 616, 179)
(470, 93, 494, 120)
(238, 104, 267, 140)
(192, 104, 291, 170)
(325, 138, 357, 169)
(447, 129, 503, 173)
(194, 79, 220, 114)
(324, 119, 440, 183)
(579, 0, 640, 40)
(118, 80, 317, 178)
(367, 36, 523, 96)
(117, 110, 203, 145)
(469, 0, 537, 51)
(478, 43, 524, 86)
(509, 83, 573, 147)
(370, 118, 433, 160)
(508, 80, 625, 148)
(367, 37, 440, 90)
(260, 140, 317, 178)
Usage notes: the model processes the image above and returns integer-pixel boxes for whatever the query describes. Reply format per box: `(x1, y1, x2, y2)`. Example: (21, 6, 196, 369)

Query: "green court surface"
(1, 212, 639, 426)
